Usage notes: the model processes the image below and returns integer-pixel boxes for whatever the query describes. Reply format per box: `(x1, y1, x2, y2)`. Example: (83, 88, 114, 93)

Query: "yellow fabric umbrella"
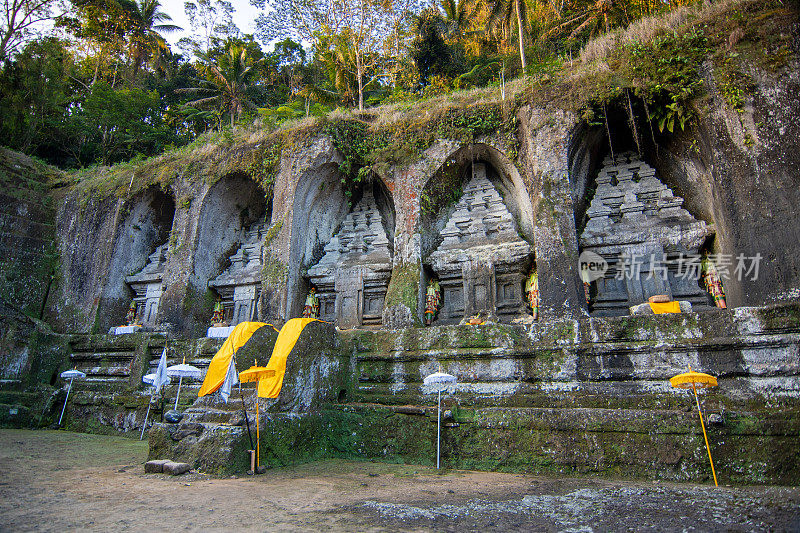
(239, 365, 275, 383)
(197, 321, 278, 398)
(670, 365, 719, 486)
(238, 364, 276, 471)
(670, 370, 718, 389)
(257, 318, 319, 399)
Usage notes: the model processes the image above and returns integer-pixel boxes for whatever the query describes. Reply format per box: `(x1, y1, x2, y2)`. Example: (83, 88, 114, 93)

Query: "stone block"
(171, 422, 204, 441)
(163, 461, 191, 475)
(144, 459, 169, 473)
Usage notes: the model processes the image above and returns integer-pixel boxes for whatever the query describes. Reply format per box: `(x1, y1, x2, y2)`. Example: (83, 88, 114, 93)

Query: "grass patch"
(0, 429, 148, 470)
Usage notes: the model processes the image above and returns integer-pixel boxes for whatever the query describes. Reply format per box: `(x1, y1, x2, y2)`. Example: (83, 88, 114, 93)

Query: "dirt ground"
(0, 430, 798, 532)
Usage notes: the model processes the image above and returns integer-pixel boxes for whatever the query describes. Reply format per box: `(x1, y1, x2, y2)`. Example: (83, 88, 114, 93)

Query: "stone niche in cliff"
(96, 187, 175, 331)
(208, 222, 268, 325)
(428, 162, 533, 323)
(307, 189, 393, 328)
(580, 151, 714, 315)
(125, 243, 168, 326)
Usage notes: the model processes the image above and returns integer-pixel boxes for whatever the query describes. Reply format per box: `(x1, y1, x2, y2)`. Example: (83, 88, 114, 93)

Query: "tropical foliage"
(0, 0, 788, 170)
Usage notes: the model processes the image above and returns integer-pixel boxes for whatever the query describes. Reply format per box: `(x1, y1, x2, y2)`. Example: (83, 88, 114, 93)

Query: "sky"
(158, 0, 263, 47)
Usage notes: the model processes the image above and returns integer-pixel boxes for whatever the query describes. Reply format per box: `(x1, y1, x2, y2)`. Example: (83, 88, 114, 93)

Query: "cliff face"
(655, 57, 800, 308)
(1, 0, 799, 483)
(43, 51, 800, 335)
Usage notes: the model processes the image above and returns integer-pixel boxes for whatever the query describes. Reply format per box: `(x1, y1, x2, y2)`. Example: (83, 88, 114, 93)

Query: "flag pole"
(437, 388, 441, 469)
(58, 377, 74, 426)
(234, 354, 254, 450)
(140, 393, 154, 440)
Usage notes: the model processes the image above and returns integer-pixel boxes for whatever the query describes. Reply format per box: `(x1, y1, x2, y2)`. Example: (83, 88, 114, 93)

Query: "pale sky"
(158, 0, 263, 47)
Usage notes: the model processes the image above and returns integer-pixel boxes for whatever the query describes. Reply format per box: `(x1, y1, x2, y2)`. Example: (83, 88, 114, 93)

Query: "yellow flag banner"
(257, 318, 319, 398)
(649, 301, 681, 314)
(197, 321, 278, 397)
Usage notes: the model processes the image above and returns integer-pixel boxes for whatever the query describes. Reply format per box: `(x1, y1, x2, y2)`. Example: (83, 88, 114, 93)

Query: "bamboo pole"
(692, 381, 718, 487)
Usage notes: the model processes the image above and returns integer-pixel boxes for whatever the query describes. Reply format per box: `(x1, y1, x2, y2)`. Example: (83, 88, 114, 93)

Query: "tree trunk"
(356, 51, 364, 111)
(515, 0, 527, 70)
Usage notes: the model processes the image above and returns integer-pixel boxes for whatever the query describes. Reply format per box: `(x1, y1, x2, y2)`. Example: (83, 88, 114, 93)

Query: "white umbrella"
(167, 358, 203, 411)
(142, 372, 172, 386)
(140, 348, 172, 440)
(424, 371, 457, 469)
(58, 369, 87, 426)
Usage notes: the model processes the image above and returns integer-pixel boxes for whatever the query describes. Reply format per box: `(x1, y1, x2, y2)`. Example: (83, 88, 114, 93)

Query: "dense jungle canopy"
(0, 0, 795, 170)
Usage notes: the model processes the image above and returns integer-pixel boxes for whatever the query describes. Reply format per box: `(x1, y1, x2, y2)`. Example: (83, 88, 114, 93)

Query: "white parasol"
(423, 371, 457, 469)
(58, 369, 87, 426)
(167, 357, 203, 411)
(142, 372, 171, 386)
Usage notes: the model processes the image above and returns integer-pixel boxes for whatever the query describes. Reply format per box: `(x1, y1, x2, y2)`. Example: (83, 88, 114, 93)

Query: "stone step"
(168, 420, 247, 441)
(69, 335, 148, 352)
(181, 406, 244, 425)
(71, 351, 137, 362)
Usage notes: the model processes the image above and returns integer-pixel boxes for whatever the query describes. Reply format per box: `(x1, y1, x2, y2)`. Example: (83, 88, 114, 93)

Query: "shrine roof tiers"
(429, 162, 532, 272)
(580, 151, 713, 252)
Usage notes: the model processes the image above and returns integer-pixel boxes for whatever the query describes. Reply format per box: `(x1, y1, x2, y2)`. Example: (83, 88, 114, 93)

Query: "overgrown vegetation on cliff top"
(67, 0, 796, 202)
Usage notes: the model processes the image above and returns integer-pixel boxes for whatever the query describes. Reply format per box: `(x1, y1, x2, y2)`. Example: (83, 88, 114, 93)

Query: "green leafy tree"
(59, 0, 131, 87)
(542, 0, 622, 43)
(410, 9, 465, 86)
(253, 0, 426, 110)
(82, 80, 171, 163)
(179, 0, 239, 56)
(0, 37, 81, 164)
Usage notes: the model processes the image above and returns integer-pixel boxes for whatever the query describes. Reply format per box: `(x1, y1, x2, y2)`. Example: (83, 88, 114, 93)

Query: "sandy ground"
(0, 430, 799, 532)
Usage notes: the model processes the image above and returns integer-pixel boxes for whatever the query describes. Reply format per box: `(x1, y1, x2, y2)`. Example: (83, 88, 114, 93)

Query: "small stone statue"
(701, 256, 727, 309)
(525, 269, 539, 320)
(211, 298, 225, 325)
(424, 279, 441, 325)
(303, 286, 320, 318)
(583, 281, 592, 305)
(126, 301, 137, 325)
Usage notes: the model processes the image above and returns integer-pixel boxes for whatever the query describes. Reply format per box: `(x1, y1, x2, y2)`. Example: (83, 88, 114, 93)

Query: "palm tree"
(439, 0, 480, 40)
(125, 0, 181, 76)
(542, 0, 619, 42)
(317, 34, 359, 107)
(181, 43, 262, 128)
(486, 0, 528, 69)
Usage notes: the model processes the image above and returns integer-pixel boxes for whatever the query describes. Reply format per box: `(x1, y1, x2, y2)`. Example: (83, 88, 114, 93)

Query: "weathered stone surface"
(125, 244, 169, 327)
(171, 422, 204, 441)
(164, 410, 183, 423)
(144, 459, 169, 473)
(428, 163, 533, 324)
(579, 152, 713, 316)
(162, 461, 191, 475)
(308, 189, 393, 328)
(6, 34, 800, 486)
(208, 222, 269, 326)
